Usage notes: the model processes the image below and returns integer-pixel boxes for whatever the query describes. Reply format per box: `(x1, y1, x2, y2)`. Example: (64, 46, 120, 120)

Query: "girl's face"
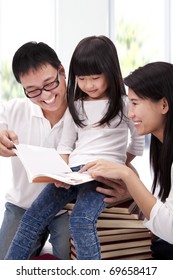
(77, 74, 108, 100)
(128, 88, 168, 142)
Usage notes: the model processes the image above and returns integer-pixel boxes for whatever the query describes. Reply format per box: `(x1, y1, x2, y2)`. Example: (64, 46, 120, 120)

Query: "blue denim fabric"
(0, 202, 70, 260)
(5, 166, 107, 260)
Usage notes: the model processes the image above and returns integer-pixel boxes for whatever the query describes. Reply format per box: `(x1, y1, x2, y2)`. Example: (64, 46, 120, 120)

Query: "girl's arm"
(60, 154, 69, 164)
(54, 154, 70, 188)
(57, 108, 77, 155)
(126, 152, 135, 164)
(126, 152, 139, 177)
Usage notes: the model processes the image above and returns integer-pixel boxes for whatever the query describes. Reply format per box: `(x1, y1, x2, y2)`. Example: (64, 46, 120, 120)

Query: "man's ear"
(59, 65, 66, 78)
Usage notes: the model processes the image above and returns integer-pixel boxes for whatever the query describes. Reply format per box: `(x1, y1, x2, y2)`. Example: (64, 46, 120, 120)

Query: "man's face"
(20, 64, 67, 116)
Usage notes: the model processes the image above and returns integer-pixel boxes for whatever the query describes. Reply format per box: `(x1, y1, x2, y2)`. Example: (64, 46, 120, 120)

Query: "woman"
(82, 62, 173, 259)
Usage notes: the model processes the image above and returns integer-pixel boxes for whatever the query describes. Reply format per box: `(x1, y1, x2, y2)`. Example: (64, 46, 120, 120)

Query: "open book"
(13, 144, 93, 185)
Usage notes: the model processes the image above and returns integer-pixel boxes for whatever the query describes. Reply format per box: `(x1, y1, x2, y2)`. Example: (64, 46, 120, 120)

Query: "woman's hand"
(80, 159, 129, 181)
(80, 159, 132, 204)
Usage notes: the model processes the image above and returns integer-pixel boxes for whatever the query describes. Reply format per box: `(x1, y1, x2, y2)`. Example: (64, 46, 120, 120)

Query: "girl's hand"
(54, 181, 71, 189)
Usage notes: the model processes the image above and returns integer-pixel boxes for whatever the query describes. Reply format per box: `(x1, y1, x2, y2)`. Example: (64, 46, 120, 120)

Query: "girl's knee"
(69, 215, 95, 234)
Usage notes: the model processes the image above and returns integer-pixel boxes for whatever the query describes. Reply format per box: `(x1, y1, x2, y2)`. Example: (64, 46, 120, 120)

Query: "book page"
(13, 144, 93, 185)
(32, 172, 93, 185)
(14, 143, 71, 174)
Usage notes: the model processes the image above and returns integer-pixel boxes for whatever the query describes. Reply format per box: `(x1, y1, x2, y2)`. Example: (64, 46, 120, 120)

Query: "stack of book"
(65, 199, 153, 260)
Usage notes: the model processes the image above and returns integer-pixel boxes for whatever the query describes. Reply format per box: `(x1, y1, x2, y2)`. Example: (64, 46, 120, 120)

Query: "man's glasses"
(23, 73, 60, 98)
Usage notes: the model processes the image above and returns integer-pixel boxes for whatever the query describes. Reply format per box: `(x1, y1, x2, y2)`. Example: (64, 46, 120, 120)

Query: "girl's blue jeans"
(5, 166, 107, 260)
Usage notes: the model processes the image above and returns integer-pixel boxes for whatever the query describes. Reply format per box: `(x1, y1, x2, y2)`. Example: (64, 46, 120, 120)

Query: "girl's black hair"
(67, 35, 126, 127)
(12, 41, 61, 83)
(124, 61, 173, 201)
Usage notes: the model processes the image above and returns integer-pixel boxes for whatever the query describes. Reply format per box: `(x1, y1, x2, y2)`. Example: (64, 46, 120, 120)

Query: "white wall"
(0, 0, 112, 98)
(55, 0, 110, 73)
(0, 0, 56, 63)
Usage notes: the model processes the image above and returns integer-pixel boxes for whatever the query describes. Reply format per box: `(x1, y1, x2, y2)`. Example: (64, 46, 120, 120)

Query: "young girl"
(84, 61, 173, 259)
(5, 35, 144, 260)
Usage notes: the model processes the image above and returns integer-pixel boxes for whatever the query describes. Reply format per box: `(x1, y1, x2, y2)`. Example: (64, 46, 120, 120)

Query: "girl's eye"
(77, 75, 101, 81)
(91, 75, 101, 80)
(78, 77, 85, 81)
(92, 77, 99, 80)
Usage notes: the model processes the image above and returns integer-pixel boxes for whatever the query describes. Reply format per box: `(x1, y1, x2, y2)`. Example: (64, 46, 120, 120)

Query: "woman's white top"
(144, 164, 173, 244)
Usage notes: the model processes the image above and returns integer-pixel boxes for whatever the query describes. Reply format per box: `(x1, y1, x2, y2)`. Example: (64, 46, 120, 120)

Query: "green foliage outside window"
(115, 19, 155, 77)
(0, 59, 24, 101)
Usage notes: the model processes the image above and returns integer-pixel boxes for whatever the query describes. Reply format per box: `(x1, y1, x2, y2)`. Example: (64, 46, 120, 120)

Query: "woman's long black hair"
(124, 62, 173, 202)
(67, 35, 126, 127)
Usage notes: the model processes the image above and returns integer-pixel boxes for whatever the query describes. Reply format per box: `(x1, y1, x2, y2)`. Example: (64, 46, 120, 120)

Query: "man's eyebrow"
(25, 77, 54, 90)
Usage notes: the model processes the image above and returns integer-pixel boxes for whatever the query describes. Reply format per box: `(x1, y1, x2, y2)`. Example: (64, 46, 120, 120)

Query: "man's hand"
(95, 176, 131, 204)
(0, 130, 19, 157)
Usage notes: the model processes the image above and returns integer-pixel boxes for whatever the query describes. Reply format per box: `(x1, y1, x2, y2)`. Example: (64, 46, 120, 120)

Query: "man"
(0, 41, 70, 259)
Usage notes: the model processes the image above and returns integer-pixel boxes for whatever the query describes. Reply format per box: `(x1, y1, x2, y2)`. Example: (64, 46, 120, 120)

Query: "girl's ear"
(162, 97, 169, 114)
(59, 65, 66, 79)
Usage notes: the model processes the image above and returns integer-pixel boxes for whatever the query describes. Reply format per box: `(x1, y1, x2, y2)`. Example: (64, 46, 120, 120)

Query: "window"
(113, 0, 166, 77)
(0, 0, 56, 100)
(0, 0, 172, 99)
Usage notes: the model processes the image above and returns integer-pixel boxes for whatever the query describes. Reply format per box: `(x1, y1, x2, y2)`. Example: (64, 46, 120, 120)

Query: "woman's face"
(128, 88, 168, 142)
